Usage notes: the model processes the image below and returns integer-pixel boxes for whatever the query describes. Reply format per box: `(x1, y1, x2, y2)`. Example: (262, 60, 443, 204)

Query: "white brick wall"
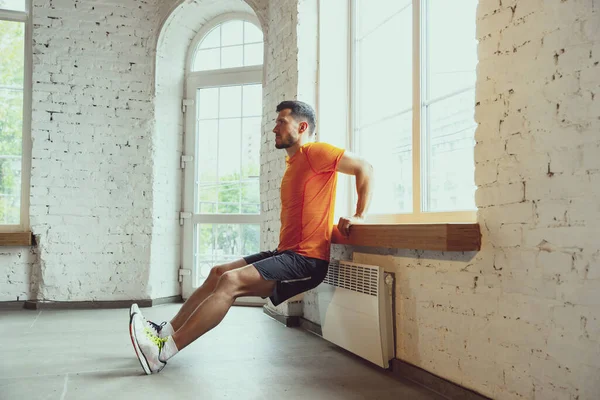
(26, 0, 163, 301)
(1, 0, 270, 302)
(0, 249, 37, 301)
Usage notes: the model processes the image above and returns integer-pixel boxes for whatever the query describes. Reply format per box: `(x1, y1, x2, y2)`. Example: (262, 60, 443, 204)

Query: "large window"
(351, 0, 477, 222)
(0, 0, 30, 232)
(181, 15, 263, 298)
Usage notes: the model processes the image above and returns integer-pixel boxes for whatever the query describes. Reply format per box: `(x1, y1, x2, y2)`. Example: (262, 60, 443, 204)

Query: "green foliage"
(198, 224, 259, 262)
(197, 166, 261, 261)
(0, 19, 25, 224)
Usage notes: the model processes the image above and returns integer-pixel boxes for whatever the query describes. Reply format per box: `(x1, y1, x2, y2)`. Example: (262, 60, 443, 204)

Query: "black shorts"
(243, 250, 329, 306)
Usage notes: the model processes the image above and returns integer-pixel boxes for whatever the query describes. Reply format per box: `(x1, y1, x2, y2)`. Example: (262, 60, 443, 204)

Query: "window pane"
(427, 0, 478, 100)
(197, 87, 219, 120)
(0, 20, 24, 87)
(243, 43, 263, 66)
(221, 45, 243, 69)
(218, 118, 242, 180)
(242, 84, 262, 117)
(241, 203, 260, 215)
(221, 20, 243, 46)
(198, 180, 218, 215)
(241, 181, 259, 215)
(195, 223, 260, 284)
(197, 119, 218, 182)
(423, 90, 476, 212)
(359, 112, 412, 214)
(218, 117, 242, 214)
(357, 0, 411, 40)
(244, 22, 263, 43)
(241, 116, 261, 179)
(196, 224, 214, 281)
(199, 26, 220, 49)
(0, 20, 24, 225)
(196, 118, 218, 213)
(356, 3, 411, 129)
(193, 48, 220, 71)
(240, 224, 260, 255)
(0, 151, 21, 225)
(0, 0, 25, 12)
(194, 21, 263, 71)
(241, 117, 260, 213)
(219, 86, 242, 118)
(199, 199, 216, 214)
(218, 181, 241, 214)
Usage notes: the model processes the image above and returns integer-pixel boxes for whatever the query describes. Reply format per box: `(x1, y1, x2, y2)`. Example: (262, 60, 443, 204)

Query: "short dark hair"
(276, 100, 316, 135)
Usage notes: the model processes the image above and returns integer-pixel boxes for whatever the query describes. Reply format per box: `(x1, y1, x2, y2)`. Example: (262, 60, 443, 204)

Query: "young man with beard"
(129, 100, 373, 374)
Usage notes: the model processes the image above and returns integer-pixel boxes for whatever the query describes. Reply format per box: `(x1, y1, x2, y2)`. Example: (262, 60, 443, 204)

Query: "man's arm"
(336, 151, 374, 236)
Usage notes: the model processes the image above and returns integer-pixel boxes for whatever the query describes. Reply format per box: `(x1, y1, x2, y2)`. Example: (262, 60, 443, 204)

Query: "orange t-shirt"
(277, 142, 345, 261)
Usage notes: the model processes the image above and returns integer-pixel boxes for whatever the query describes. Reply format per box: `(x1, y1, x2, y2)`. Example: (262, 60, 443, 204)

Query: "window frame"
(348, 0, 477, 224)
(0, 0, 32, 233)
(181, 13, 264, 296)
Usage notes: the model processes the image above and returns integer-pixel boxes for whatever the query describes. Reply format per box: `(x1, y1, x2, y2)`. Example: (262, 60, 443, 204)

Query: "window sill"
(0, 232, 34, 247)
(331, 223, 480, 251)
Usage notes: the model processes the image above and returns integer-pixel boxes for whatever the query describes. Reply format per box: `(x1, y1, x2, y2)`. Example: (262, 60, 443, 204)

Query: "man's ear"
(299, 121, 309, 134)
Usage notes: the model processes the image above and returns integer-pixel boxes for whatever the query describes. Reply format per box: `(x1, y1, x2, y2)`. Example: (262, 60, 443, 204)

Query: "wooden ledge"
(331, 223, 480, 251)
(0, 232, 34, 247)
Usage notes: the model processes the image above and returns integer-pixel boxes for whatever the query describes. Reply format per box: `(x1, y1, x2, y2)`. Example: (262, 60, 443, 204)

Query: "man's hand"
(337, 152, 373, 230)
(337, 215, 364, 237)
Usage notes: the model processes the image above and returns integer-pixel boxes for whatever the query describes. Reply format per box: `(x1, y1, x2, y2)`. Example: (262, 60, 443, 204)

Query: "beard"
(275, 135, 296, 149)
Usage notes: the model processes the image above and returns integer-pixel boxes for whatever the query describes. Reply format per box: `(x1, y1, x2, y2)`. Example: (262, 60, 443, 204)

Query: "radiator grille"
(323, 261, 379, 296)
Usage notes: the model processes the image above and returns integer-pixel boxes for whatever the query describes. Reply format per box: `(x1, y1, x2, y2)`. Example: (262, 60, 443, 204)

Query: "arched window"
(181, 15, 263, 298)
(191, 20, 263, 71)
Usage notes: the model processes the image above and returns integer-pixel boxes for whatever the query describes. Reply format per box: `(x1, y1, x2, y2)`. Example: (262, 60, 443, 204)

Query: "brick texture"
(1, 0, 269, 301)
(27, 0, 163, 301)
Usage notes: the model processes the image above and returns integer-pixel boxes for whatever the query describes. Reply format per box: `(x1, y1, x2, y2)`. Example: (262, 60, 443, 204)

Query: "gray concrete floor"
(2, 304, 445, 400)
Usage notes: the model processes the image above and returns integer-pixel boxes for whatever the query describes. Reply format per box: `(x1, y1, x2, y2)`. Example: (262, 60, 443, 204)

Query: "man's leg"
(131, 252, 324, 374)
(131, 264, 272, 375)
(171, 264, 275, 351)
(169, 259, 248, 331)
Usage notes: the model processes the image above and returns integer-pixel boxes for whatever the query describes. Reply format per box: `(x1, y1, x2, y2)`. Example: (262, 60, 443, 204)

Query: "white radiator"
(315, 260, 395, 369)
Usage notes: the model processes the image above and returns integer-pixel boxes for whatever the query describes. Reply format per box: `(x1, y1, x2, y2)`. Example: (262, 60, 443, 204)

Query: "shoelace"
(144, 327, 168, 349)
(148, 320, 166, 335)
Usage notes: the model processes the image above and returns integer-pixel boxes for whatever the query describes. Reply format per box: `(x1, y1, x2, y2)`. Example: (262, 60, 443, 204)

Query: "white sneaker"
(129, 303, 140, 318)
(129, 304, 150, 358)
(131, 313, 167, 375)
(128, 305, 141, 361)
(129, 303, 166, 336)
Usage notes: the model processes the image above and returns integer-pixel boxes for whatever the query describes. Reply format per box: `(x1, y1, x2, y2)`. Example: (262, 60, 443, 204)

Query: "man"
(129, 100, 373, 374)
